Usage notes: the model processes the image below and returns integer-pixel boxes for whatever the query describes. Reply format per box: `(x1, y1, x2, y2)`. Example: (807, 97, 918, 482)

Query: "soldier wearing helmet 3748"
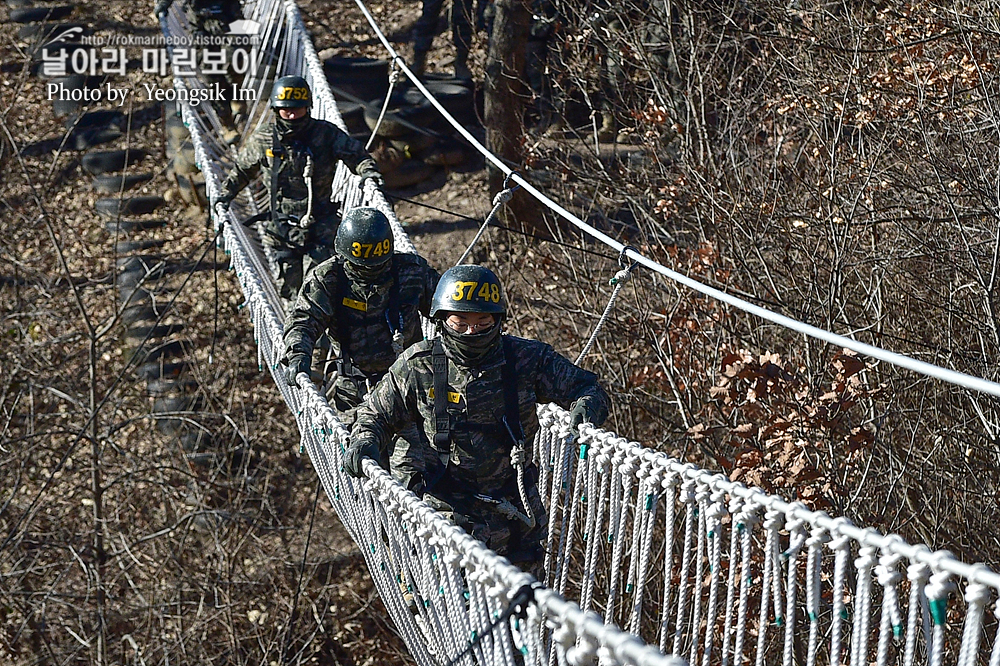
(282, 208, 439, 485)
(346, 265, 609, 571)
(213, 76, 385, 303)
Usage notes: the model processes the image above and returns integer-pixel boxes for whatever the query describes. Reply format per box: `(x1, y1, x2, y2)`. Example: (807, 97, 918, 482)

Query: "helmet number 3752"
(451, 281, 501, 303)
(276, 87, 309, 101)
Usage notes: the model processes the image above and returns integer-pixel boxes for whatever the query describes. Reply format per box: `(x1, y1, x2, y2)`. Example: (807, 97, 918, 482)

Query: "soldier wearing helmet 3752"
(213, 76, 385, 303)
(346, 264, 609, 571)
(281, 208, 439, 483)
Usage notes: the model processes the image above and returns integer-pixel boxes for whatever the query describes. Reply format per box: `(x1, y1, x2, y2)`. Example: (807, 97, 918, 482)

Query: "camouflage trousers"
(263, 213, 338, 303)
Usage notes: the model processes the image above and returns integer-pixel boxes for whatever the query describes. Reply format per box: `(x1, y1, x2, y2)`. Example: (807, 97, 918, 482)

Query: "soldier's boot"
(453, 50, 472, 81)
(411, 49, 428, 78)
(597, 113, 618, 143)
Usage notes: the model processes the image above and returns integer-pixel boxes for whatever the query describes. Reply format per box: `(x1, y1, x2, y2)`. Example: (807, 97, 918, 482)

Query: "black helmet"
(270, 75, 312, 109)
(335, 207, 394, 267)
(430, 264, 506, 319)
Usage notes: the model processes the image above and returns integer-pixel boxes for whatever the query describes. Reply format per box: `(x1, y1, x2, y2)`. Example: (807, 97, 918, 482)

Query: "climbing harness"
(457, 171, 520, 265)
(430, 336, 536, 529)
(575, 245, 639, 364)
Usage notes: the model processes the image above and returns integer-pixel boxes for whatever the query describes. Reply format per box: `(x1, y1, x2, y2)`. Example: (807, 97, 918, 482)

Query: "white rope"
(575, 249, 637, 365)
(781, 515, 807, 666)
(903, 557, 931, 666)
(754, 509, 782, 666)
(849, 544, 876, 666)
(657, 473, 680, 653)
(699, 488, 726, 666)
(829, 528, 851, 666)
(457, 175, 519, 265)
(671, 479, 697, 657)
(365, 58, 403, 151)
(719, 496, 744, 666)
(874, 547, 904, 666)
(803, 523, 829, 666)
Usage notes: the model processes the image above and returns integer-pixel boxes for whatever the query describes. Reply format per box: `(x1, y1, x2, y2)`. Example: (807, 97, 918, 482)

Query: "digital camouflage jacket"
(218, 117, 378, 219)
(283, 253, 440, 381)
(352, 335, 610, 499)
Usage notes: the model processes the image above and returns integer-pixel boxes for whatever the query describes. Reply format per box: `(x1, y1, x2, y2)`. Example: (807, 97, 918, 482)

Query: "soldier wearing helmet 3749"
(282, 208, 439, 484)
(213, 76, 385, 303)
(346, 265, 609, 571)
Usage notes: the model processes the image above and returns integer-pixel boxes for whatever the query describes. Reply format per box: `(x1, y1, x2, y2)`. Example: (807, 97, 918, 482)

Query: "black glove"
(359, 170, 385, 190)
(284, 355, 311, 388)
(569, 398, 594, 430)
(344, 437, 380, 478)
(154, 0, 172, 18)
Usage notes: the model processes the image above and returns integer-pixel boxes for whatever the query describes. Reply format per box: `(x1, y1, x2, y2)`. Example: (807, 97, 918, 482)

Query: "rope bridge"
(161, 2, 1000, 666)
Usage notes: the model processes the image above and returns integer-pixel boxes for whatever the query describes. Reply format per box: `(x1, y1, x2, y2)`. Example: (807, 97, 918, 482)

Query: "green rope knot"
(929, 598, 948, 626)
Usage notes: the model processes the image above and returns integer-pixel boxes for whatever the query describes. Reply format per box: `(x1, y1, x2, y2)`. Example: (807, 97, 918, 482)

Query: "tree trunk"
(483, 0, 542, 233)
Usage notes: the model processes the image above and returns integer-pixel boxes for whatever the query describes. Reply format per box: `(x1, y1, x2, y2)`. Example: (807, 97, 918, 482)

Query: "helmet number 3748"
(451, 281, 501, 303)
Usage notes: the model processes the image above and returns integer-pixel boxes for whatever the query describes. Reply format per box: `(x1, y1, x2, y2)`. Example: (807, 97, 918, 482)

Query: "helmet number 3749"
(350, 239, 391, 259)
(451, 281, 501, 303)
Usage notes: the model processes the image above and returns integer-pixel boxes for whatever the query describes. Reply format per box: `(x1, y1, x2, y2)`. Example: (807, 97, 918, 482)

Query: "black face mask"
(438, 319, 502, 367)
(344, 260, 391, 286)
(275, 113, 309, 139)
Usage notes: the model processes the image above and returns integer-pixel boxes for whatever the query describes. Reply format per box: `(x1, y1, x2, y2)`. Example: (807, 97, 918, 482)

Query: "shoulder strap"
(432, 339, 450, 450)
(335, 264, 352, 375)
(270, 126, 284, 225)
(501, 336, 525, 446)
(386, 258, 402, 336)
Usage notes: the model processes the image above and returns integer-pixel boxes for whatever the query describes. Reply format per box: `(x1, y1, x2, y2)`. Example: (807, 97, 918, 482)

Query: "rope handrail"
(557, 413, 1000, 592)
(346, 0, 1000, 398)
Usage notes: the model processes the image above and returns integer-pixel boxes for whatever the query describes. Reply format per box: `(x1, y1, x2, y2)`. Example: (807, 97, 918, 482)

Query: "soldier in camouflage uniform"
(282, 208, 439, 487)
(213, 76, 385, 303)
(154, 0, 245, 140)
(345, 265, 609, 568)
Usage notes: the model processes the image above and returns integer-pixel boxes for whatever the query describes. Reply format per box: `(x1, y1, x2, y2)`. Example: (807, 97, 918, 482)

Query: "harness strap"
(270, 125, 284, 227)
(431, 335, 524, 449)
(432, 339, 450, 450)
(500, 337, 525, 446)
(335, 265, 354, 377)
(386, 259, 403, 354)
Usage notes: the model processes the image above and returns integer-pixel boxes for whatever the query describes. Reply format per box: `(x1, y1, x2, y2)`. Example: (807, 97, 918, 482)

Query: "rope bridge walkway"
(161, 1, 1000, 665)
